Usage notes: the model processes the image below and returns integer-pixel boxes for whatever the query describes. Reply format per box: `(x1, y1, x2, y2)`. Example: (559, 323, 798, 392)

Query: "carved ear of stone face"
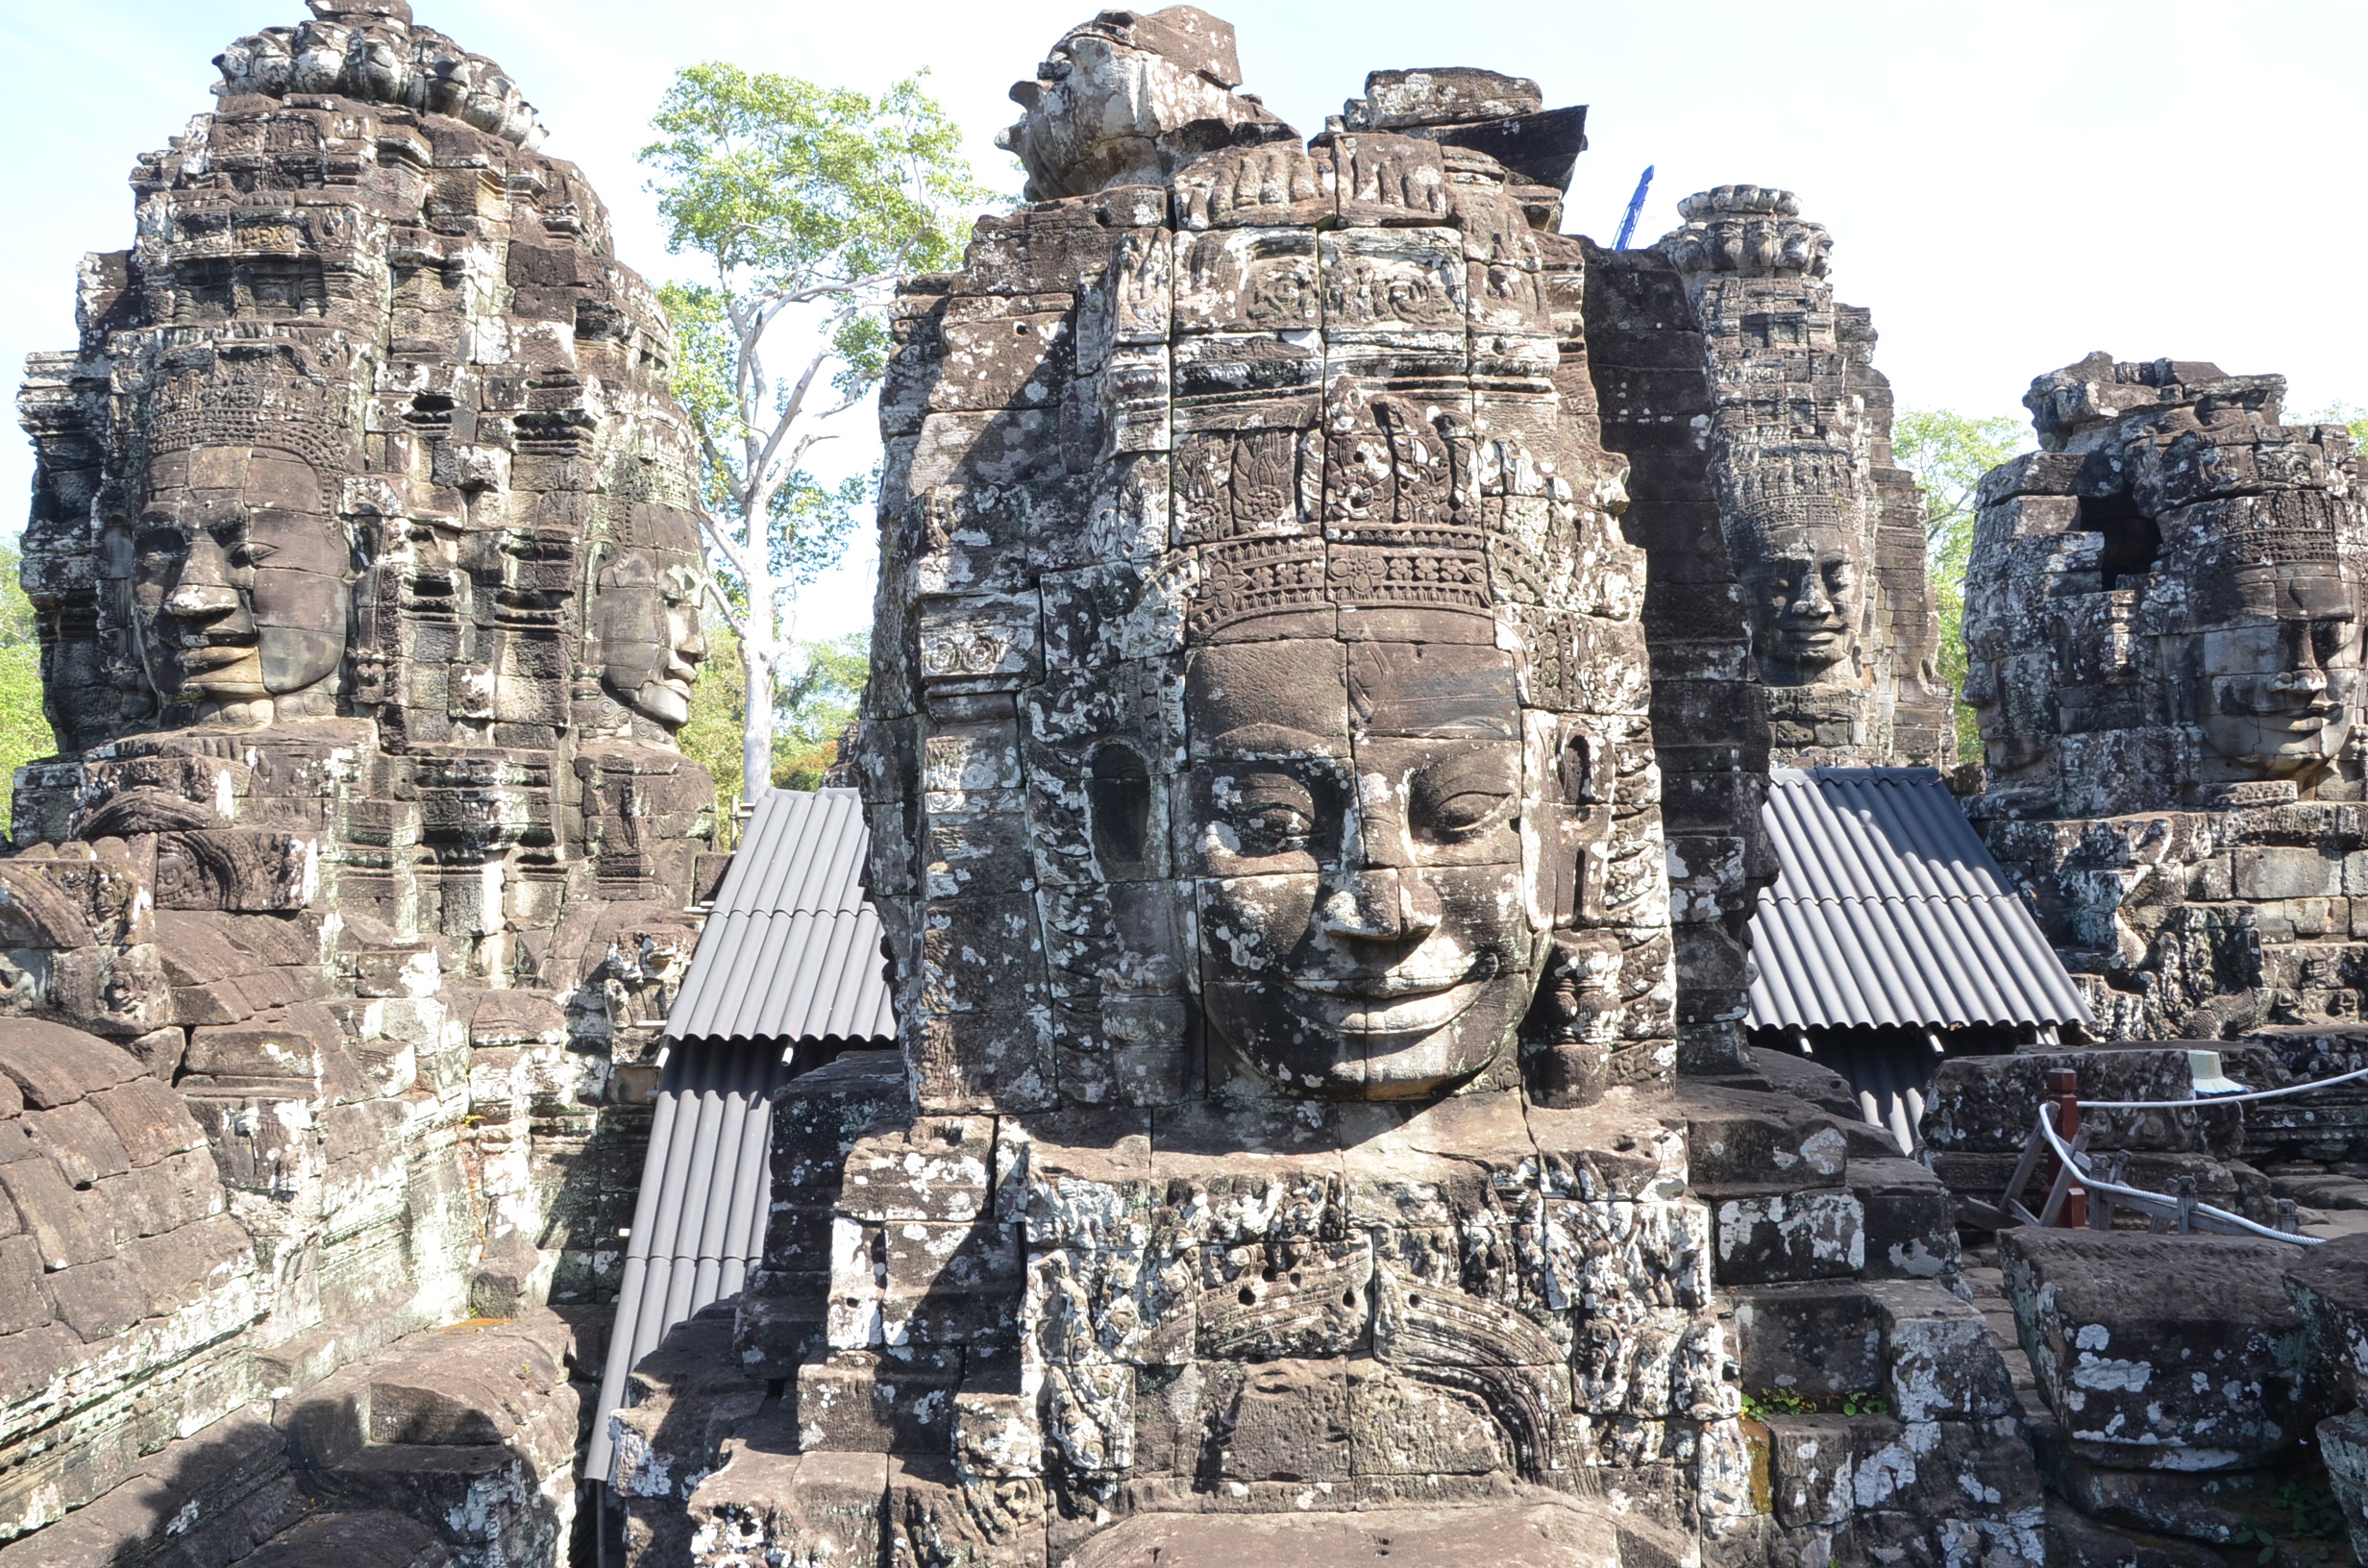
(2192, 561, 2364, 778)
(1183, 631, 1541, 1099)
(132, 446, 349, 714)
(595, 549, 705, 732)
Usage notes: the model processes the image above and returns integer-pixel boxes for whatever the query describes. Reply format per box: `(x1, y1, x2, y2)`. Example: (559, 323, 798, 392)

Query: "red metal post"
(2046, 1067, 2087, 1228)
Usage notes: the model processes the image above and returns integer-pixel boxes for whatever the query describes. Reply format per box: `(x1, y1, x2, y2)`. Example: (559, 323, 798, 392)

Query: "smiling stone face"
(596, 550, 707, 732)
(131, 442, 349, 718)
(1746, 525, 1865, 678)
(1182, 632, 1542, 1098)
(2192, 560, 2364, 777)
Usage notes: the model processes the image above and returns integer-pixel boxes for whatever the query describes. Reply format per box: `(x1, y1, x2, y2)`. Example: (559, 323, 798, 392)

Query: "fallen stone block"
(2002, 1228, 2335, 1469)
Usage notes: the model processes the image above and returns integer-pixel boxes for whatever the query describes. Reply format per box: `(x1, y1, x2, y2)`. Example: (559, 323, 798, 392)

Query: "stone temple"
(13, 5, 2368, 1568)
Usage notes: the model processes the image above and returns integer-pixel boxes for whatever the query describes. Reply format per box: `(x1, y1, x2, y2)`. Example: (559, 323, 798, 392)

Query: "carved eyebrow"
(1210, 722, 1333, 757)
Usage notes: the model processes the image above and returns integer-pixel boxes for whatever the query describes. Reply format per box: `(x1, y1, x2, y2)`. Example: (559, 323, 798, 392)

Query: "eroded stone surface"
(2002, 1229, 2334, 1471)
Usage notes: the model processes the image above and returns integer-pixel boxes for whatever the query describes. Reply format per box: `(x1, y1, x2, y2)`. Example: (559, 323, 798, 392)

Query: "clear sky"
(6, 0, 2364, 640)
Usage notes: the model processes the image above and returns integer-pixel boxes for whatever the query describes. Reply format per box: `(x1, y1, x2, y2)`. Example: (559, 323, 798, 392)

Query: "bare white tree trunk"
(742, 569, 777, 797)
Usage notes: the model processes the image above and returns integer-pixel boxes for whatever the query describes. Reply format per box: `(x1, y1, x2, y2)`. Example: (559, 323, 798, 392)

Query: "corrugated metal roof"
(1746, 767, 2092, 1031)
(665, 787, 898, 1044)
(588, 1036, 790, 1484)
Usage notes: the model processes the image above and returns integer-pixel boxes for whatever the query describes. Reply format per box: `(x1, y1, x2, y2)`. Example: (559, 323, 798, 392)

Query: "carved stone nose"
(1317, 869, 1441, 943)
(166, 583, 241, 619)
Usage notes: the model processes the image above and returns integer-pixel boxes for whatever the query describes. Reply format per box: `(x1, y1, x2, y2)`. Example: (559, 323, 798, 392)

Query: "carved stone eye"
(1425, 791, 1506, 838)
(1227, 770, 1315, 856)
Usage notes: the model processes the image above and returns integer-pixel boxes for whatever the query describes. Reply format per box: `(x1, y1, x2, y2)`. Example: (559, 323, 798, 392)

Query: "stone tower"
(1966, 354, 2368, 1038)
(4, 4, 714, 1553)
(1656, 185, 1951, 772)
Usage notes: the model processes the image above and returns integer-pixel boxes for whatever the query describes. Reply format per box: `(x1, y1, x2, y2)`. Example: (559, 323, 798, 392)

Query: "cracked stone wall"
(1964, 355, 2368, 1039)
(3, 1, 718, 1560)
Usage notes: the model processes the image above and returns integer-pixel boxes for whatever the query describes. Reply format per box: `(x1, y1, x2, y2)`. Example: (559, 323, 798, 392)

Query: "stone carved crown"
(213, 1, 545, 150)
(1659, 184, 1832, 278)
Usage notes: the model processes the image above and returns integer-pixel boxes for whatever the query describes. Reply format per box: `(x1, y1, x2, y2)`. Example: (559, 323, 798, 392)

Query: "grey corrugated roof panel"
(1745, 767, 2093, 1032)
(590, 1037, 792, 1485)
(665, 787, 898, 1044)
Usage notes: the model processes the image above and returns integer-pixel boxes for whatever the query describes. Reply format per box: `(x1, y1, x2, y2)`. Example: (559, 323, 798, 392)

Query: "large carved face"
(131, 444, 349, 708)
(1744, 524, 1864, 676)
(596, 549, 707, 730)
(1182, 632, 1542, 1098)
(2194, 560, 2364, 776)
(997, 18, 1265, 201)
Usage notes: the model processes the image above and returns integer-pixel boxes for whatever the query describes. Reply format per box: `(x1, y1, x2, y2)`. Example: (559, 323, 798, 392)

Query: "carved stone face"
(1745, 526, 1863, 675)
(2194, 561, 2363, 776)
(131, 445, 349, 709)
(596, 549, 707, 730)
(1182, 632, 1541, 1098)
(997, 17, 1270, 201)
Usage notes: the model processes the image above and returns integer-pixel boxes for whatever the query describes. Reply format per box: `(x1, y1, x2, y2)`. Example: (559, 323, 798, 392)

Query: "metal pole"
(2046, 1067, 2087, 1228)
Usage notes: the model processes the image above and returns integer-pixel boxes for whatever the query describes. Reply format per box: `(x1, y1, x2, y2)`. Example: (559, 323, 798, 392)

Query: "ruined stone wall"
(1965, 355, 2368, 1039)
(3, 2, 717, 1559)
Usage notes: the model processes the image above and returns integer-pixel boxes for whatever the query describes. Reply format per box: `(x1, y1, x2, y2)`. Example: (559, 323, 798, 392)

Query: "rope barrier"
(2031, 1106, 2323, 1247)
(2077, 1061, 2368, 1111)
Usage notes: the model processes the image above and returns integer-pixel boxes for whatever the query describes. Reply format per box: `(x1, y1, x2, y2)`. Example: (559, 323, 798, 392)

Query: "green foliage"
(2225, 1479, 2354, 1564)
(0, 547, 57, 838)
(1739, 1386, 1814, 1420)
(643, 66, 979, 293)
(1894, 409, 2035, 769)
(773, 632, 869, 791)
(678, 626, 871, 814)
(1739, 1386, 1888, 1420)
(678, 623, 752, 831)
(642, 65, 984, 796)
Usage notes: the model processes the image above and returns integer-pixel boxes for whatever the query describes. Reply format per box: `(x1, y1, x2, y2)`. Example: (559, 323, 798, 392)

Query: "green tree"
(0, 547, 59, 838)
(2293, 401, 2368, 449)
(772, 631, 869, 790)
(1893, 410, 2033, 767)
(678, 629, 872, 826)
(643, 65, 986, 799)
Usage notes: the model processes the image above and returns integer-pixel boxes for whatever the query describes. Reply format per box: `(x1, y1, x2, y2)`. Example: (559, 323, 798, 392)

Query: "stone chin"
(629, 678, 694, 731)
(2200, 701, 2357, 778)
(1764, 622, 1857, 673)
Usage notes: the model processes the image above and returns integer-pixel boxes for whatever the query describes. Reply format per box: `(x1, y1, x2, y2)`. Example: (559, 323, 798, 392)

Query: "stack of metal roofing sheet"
(1745, 767, 2091, 1032)
(585, 1036, 790, 1483)
(664, 787, 897, 1046)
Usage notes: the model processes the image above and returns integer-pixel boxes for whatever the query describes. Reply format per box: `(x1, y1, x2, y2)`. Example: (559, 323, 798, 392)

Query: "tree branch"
(696, 572, 747, 635)
(693, 505, 750, 576)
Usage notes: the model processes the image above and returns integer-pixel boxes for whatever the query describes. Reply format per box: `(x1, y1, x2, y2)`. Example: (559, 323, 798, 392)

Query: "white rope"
(2032, 1108, 2322, 1247)
(2077, 1061, 2368, 1110)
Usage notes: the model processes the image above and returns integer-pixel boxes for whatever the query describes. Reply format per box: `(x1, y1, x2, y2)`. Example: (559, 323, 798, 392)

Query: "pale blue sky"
(6, 0, 2365, 639)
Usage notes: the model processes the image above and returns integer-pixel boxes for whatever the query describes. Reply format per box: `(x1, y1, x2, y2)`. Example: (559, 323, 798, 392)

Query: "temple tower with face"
(1964, 354, 2368, 1038)
(1653, 187, 1953, 772)
(11, 0, 716, 1388)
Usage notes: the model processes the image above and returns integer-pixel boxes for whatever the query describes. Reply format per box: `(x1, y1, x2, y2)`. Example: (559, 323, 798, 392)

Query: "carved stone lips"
(1286, 956, 1499, 1036)
(177, 637, 259, 674)
(1777, 619, 1849, 652)
(1302, 979, 1488, 1038)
